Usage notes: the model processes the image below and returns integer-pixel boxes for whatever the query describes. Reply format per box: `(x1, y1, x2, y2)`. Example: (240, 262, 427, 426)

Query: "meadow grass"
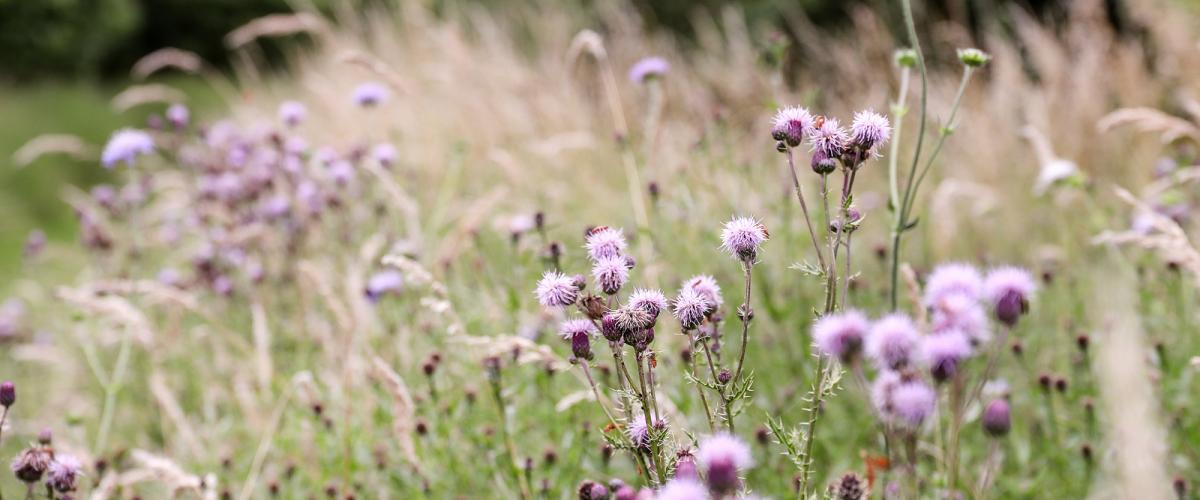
(0, 1, 1198, 498)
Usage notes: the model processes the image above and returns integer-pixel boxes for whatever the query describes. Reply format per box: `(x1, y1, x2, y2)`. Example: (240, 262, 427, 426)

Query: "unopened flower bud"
(957, 48, 991, 68)
(0, 381, 14, 407)
(982, 399, 1011, 437)
(894, 48, 918, 68)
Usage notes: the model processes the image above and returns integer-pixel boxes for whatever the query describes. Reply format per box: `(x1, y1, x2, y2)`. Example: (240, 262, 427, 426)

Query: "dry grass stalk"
(131, 47, 206, 79)
(111, 84, 187, 112)
(12, 134, 94, 167)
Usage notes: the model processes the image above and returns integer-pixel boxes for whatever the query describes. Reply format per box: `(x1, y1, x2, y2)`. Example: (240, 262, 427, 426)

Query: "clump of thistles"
(719, 217, 768, 263)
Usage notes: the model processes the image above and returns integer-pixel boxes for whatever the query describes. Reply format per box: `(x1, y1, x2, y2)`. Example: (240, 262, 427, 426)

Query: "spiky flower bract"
(101, 129, 155, 169)
(866, 314, 920, 370)
(719, 216, 768, 263)
(592, 255, 630, 295)
(535, 271, 579, 308)
(771, 106, 814, 147)
(812, 310, 869, 363)
(585, 227, 627, 262)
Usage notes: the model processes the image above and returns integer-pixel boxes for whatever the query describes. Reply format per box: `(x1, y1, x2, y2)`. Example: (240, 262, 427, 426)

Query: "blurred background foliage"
(0, 0, 1155, 280)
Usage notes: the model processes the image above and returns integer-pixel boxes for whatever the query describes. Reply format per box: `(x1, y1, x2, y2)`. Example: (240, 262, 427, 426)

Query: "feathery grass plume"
(110, 84, 187, 111)
(12, 134, 95, 167)
(131, 47, 206, 78)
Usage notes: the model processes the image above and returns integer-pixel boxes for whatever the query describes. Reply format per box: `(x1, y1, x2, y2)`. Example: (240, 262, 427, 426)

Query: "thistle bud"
(0, 381, 14, 407)
(982, 399, 1011, 437)
(894, 48, 918, 68)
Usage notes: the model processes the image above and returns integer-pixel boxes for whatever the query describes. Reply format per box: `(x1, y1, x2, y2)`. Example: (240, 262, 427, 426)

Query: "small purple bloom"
(983, 267, 1036, 327)
(930, 293, 990, 345)
(45, 454, 82, 493)
(921, 331, 973, 382)
(849, 109, 891, 155)
(535, 271, 579, 308)
(982, 399, 1011, 437)
(626, 414, 651, 450)
(101, 129, 155, 168)
(279, 101, 307, 127)
(808, 117, 848, 161)
(629, 288, 667, 320)
(719, 216, 768, 263)
(771, 106, 814, 147)
(628, 56, 670, 84)
(585, 227, 627, 262)
(656, 478, 710, 500)
(592, 255, 629, 295)
(891, 380, 936, 428)
(813, 310, 869, 363)
(166, 104, 189, 129)
(672, 288, 709, 330)
(696, 433, 753, 495)
(373, 143, 398, 168)
(365, 270, 404, 302)
(924, 263, 983, 306)
(353, 82, 390, 107)
(866, 314, 920, 370)
(683, 275, 723, 309)
(559, 318, 596, 341)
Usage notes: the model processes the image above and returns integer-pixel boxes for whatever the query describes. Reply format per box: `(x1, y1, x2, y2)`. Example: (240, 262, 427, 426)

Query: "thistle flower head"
(921, 330, 973, 382)
(626, 414, 651, 449)
(923, 263, 983, 306)
(612, 306, 653, 334)
(891, 380, 937, 428)
(812, 310, 869, 363)
(585, 226, 627, 262)
(832, 473, 867, 500)
(10, 447, 49, 483)
(930, 293, 990, 345)
(656, 478, 710, 500)
(558, 318, 596, 340)
(166, 104, 189, 128)
(352, 82, 389, 107)
(373, 143, 398, 168)
(683, 275, 723, 309)
(278, 100, 307, 127)
(983, 267, 1036, 327)
(982, 399, 1012, 437)
(696, 433, 753, 495)
(808, 117, 848, 160)
(592, 255, 630, 295)
(771, 106, 814, 147)
(719, 217, 768, 263)
(849, 109, 891, 155)
(45, 455, 83, 493)
(629, 288, 668, 319)
(870, 370, 903, 417)
(673, 288, 710, 330)
(866, 314, 920, 370)
(535, 271, 580, 308)
(0, 381, 14, 407)
(628, 56, 670, 83)
(101, 129, 155, 169)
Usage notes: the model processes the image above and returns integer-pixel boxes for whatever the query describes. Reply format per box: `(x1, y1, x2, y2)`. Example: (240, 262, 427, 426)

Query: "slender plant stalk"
(785, 148, 828, 271)
(688, 331, 717, 432)
(732, 261, 754, 385)
(489, 374, 532, 500)
(635, 355, 666, 485)
(580, 362, 619, 427)
(890, 0, 930, 311)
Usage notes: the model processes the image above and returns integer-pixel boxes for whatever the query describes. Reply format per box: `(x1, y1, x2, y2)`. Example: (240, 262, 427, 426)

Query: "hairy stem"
(785, 148, 827, 271)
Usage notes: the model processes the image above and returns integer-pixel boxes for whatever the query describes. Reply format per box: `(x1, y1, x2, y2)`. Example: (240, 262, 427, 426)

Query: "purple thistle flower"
(585, 227, 627, 262)
(683, 275, 723, 309)
(866, 314, 920, 370)
(719, 216, 768, 263)
(329, 160, 356, 187)
(559, 318, 596, 340)
(612, 306, 653, 335)
(259, 195, 292, 220)
(672, 288, 710, 330)
(813, 310, 869, 363)
(45, 454, 82, 493)
(535, 271, 580, 308)
(923, 263, 983, 306)
(983, 267, 1036, 328)
(279, 101, 307, 127)
(365, 270, 404, 302)
(626, 414, 651, 450)
(10, 447, 49, 484)
(849, 109, 891, 155)
(870, 370, 903, 417)
(771, 106, 814, 147)
(982, 399, 1011, 437)
(629, 288, 668, 320)
(930, 293, 991, 345)
(600, 313, 623, 342)
(657, 478, 710, 500)
(696, 433, 753, 496)
(373, 143, 398, 168)
(592, 255, 630, 295)
(628, 56, 670, 84)
(891, 380, 937, 428)
(166, 104, 189, 129)
(101, 129, 155, 168)
(808, 117, 848, 161)
(921, 330, 973, 382)
(353, 82, 389, 107)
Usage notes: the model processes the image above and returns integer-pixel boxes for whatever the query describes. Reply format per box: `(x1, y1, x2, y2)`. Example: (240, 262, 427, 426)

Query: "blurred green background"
(0, 0, 1133, 281)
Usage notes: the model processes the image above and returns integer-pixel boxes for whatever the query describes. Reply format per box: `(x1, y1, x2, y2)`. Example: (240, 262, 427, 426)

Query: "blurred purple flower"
(101, 129, 154, 168)
(628, 56, 669, 83)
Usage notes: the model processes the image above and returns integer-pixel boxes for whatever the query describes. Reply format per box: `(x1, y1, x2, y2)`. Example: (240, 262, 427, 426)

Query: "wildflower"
(983, 267, 1036, 327)
(560, 318, 597, 360)
(657, 478, 710, 500)
(812, 310, 869, 363)
(891, 380, 936, 428)
(101, 129, 155, 168)
(673, 288, 710, 330)
(629, 288, 668, 320)
(808, 117, 848, 164)
(957, 48, 991, 68)
(279, 101, 307, 127)
(683, 275, 723, 309)
(329, 160, 356, 187)
(166, 104, 189, 129)
(592, 256, 630, 295)
(894, 48, 918, 68)
(811, 149, 837, 174)
(626, 414, 651, 450)
(923, 263, 983, 306)
(982, 399, 1011, 437)
(535, 271, 580, 308)
(612, 484, 637, 500)
(870, 370, 903, 417)
(37, 428, 51, 445)
(352, 82, 389, 107)
(719, 217, 768, 263)
(866, 314, 920, 370)
(45, 454, 83, 493)
(364, 270, 404, 302)
(628, 56, 670, 83)
(674, 452, 698, 480)
(831, 473, 866, 500)
(578, 480, 609, 500)
(0, 381, 14, 407)
(921, 331, 973, 382)
(848, 109, 891, 157)
(697, 433, 753, 495)
(771, 106, 814, 147)
(10, 447, 49, 483)
(585, 226, 627, 262)
(373, 143, 398, 168)
(930, 292, 990, 344)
